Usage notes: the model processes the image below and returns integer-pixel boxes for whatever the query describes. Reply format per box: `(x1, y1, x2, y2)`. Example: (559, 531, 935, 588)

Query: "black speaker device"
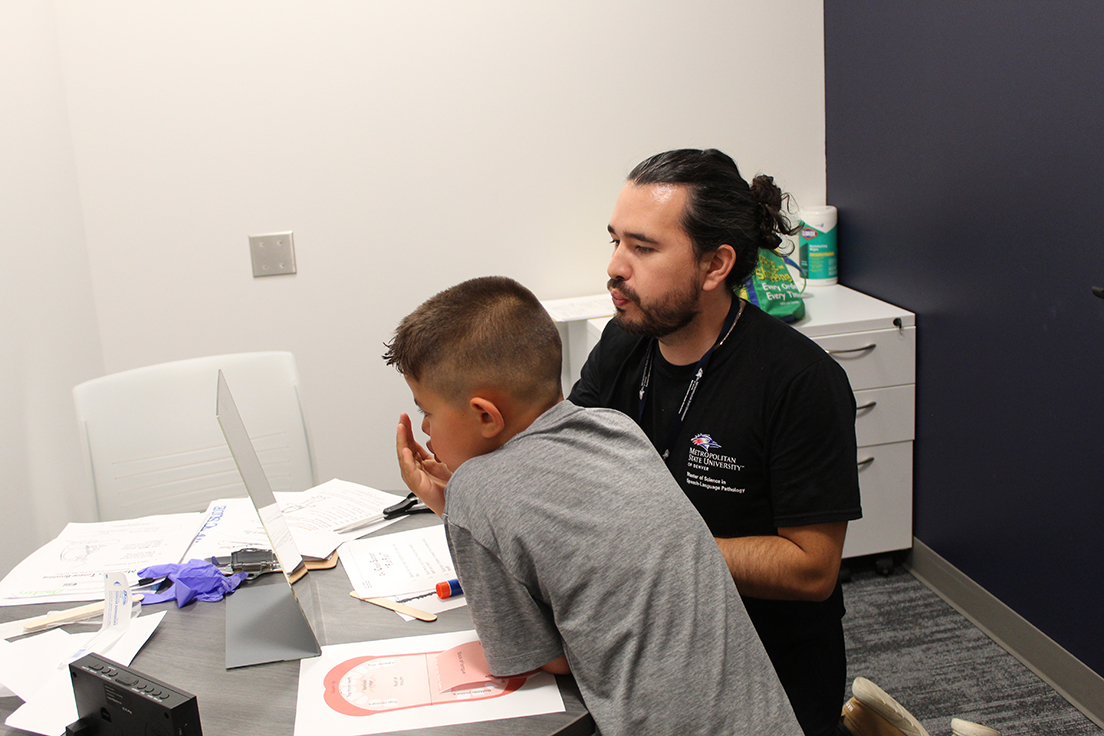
(66, 653, 202, 736)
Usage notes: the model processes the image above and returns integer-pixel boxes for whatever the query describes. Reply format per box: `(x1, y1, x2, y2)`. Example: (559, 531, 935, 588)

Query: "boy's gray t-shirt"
(444, 401, 801, 736)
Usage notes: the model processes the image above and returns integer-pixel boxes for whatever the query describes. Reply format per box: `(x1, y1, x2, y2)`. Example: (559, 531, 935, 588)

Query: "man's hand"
(715, 521, 848, 601)
(396, 413, 451, 517)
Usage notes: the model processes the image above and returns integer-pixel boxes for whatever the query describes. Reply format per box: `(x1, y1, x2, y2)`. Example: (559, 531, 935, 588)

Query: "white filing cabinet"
(560, 285, 916, 561)
(788, 286, 916, 560)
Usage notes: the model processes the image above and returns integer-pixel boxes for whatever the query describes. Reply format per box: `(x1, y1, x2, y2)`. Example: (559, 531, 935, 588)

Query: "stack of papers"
(185, 480, 407, 562)
(0, 480, 408, 607)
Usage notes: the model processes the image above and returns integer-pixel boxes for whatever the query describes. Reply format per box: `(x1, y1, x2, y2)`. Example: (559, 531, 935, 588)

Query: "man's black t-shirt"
(568, 301, 862, 641)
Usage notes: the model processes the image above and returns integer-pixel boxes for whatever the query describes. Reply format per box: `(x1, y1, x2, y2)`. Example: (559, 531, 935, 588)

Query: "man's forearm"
(540, 655, 571, 675)
(714, 522, 847, 602)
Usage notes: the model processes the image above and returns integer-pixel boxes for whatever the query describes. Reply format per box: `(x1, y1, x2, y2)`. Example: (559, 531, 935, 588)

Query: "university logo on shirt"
(690, 434, 721, 451)
(686, 433, 745, 493)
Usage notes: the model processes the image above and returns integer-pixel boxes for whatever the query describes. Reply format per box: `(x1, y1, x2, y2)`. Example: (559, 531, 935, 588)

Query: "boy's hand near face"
(396, 412, 450, 516)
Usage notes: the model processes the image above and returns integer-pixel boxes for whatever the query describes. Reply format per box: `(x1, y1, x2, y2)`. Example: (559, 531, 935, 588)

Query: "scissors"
(382, 491, 433, 519)
(334, 491, 433, 535)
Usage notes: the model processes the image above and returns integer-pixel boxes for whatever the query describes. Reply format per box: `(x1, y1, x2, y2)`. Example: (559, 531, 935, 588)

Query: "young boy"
(384, 276, 801, 736)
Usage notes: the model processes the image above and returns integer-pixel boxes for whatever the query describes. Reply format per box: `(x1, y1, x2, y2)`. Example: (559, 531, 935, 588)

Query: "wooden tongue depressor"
(349, 591, 437, 622)
(22, 594, 146, 633)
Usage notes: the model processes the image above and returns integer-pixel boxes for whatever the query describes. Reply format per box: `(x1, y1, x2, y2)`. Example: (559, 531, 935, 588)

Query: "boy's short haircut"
(383, 276, 563, 404)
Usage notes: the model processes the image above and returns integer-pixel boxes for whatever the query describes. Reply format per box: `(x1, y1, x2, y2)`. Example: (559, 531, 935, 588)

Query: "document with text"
(0, 514, 202, 605)
(340, 525, 455, 600)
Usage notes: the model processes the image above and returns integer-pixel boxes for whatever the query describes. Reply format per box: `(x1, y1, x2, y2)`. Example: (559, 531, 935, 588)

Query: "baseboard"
(906, 538, 1104, 729)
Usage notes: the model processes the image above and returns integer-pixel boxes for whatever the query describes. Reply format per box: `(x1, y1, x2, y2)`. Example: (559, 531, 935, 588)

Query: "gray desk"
(0, 514, 593, 736)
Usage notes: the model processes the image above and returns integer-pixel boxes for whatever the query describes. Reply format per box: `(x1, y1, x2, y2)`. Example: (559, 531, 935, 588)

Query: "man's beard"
(608, 276, 702, 338)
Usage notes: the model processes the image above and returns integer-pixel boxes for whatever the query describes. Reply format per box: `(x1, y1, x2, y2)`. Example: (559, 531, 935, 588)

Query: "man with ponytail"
(569, 149, 863, 736)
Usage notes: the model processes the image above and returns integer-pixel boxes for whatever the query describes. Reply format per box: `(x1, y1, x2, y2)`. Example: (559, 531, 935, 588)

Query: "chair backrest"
(73, 352, 317, 521)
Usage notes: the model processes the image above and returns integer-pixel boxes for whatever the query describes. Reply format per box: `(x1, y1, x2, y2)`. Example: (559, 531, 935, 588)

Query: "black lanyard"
(637, 298, 744, 460)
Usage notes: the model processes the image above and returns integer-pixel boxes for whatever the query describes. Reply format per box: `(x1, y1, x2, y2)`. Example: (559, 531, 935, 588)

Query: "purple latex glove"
(137, 559, 247, 607)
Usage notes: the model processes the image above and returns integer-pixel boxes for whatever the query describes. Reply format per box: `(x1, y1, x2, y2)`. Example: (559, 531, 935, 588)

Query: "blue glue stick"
(436, 579, 462, 599)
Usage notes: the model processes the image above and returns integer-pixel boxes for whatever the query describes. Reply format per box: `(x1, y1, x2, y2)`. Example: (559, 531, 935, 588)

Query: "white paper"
(295, 630, 564, 736)
(2, 611, 165, 736)
(340, 526, 456, 599)
(182, 497, 267, 562)
(0, 514, 203, 605)
(258, 501, 304, 573)
(277, 480, 407, 558)
(0, 629, 82, 701)
(63, 573, 134, 666)
(541, 294, 615, 322)
(183, 481, 405, 563)
(277, 479, 404, 533)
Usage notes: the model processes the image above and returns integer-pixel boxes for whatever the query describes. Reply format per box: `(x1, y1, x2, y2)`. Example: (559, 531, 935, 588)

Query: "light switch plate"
(249, 232, 296, 277)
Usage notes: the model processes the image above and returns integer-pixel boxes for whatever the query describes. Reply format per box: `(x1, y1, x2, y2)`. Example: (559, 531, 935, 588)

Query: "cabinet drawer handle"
(855, 401, 878, 412)
(827, 344, 877, 355)
(857, 457, 875, 470)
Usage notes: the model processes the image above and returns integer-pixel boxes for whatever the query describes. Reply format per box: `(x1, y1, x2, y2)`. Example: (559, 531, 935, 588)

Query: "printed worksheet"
(0, 514, 203, 605)
(339, 526, 455, 600)
(295, 630, 564, 735)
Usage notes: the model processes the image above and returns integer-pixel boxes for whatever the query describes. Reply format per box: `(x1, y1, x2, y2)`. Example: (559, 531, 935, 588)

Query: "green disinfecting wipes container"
(799, 205, 838, 285)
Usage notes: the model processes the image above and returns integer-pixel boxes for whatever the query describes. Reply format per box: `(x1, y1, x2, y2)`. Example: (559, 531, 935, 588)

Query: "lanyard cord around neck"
(637, 297, 745, 460)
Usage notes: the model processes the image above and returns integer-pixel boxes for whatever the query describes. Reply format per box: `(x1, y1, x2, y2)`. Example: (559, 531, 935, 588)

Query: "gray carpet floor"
(841, 567, 1103, 736)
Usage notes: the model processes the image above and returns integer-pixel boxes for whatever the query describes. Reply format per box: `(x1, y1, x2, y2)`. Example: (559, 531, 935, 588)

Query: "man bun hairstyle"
(383, 276, 563, 406)
(627, 148, 798, 289)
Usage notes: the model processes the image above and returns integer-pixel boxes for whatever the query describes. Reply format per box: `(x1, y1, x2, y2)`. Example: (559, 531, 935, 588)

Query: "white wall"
(1, 0, 825, 575)
(0, 1, 103, 576)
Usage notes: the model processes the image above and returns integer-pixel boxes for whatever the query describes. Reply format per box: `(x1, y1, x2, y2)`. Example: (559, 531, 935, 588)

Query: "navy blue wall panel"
(825, 3, 1104, 674)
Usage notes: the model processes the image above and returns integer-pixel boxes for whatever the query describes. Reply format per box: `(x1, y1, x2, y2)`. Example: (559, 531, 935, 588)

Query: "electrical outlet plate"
(249, 231, 296, 277)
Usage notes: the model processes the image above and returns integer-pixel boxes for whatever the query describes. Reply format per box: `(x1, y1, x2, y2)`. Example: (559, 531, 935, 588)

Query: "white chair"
(73, 352, 317, 521)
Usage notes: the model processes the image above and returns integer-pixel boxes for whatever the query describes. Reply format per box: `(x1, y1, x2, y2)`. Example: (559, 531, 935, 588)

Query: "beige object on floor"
(841, 677, 931, 736)
(951, 717, 1001, 736)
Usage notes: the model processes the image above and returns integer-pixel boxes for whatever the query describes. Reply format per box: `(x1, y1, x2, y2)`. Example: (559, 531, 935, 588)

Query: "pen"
(436, 579, 463, 598)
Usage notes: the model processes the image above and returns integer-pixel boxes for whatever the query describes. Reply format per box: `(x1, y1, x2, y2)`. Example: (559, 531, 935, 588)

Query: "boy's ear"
(469, 396, 505, 439)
